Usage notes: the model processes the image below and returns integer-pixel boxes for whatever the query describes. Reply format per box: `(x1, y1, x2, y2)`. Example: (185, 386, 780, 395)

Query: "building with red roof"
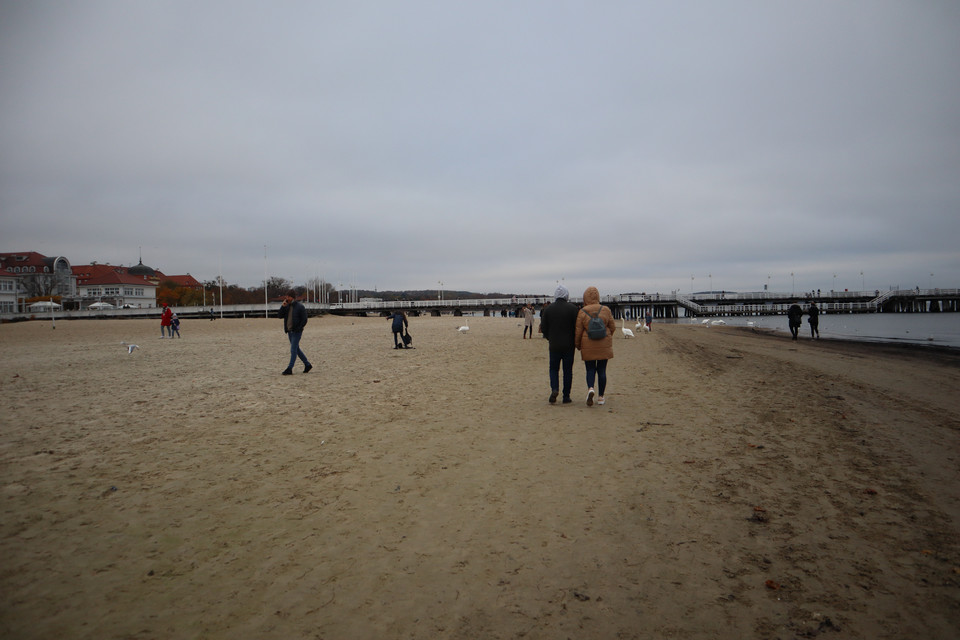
(0, 251, 202, 311)
(72, 264, 158, 308)
(0, 252, 75, 311)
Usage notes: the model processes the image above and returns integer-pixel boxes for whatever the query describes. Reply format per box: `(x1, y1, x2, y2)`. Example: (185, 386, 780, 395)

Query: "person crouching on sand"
(389, 310, 409, 349)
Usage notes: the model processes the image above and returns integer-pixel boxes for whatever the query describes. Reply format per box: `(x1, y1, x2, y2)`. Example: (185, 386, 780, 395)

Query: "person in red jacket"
(160, 304, 173, 338)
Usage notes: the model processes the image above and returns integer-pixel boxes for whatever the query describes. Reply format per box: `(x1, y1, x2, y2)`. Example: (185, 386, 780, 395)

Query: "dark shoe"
(303, 364, 313, 374)
(549, 391, 558, 404)
(562, 397, 572, 404)
(282, 368, 293, 375)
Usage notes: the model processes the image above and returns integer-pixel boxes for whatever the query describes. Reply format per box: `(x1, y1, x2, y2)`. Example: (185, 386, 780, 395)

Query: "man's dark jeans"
(549, 348, 575, 399)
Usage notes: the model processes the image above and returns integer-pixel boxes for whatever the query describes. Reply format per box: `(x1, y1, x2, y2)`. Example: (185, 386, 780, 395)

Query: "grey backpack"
(584, 308, 606, 340)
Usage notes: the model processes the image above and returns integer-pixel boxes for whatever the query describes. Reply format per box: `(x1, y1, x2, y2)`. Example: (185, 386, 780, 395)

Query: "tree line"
(157, 276, 338, 307)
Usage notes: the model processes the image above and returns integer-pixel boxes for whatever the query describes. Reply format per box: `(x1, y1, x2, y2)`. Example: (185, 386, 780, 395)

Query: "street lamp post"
(438, 281, 443, 302)
(791, 272, 795, 295)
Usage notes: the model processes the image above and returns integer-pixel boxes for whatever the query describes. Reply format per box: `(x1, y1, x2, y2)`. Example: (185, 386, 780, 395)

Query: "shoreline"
(732, 324, 960, 360)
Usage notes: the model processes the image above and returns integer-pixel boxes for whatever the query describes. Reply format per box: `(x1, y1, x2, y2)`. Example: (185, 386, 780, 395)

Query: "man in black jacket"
(787, 303, 803, 341)
(278, 289, 312, 375)
(807, 302, 820, 339)
(539, 284, 579, 404)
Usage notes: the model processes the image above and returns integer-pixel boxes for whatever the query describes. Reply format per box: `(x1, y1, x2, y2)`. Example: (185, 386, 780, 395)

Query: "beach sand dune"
(1, 315, 958, 639)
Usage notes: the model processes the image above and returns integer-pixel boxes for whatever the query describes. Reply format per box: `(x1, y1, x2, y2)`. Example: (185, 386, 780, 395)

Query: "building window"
(0, 280, 13, 292)
(135, 288, 144, 296)
(104, 287, 120, 296)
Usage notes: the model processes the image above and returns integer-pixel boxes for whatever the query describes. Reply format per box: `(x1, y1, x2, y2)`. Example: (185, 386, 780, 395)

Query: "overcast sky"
(2, 1, 958, 296)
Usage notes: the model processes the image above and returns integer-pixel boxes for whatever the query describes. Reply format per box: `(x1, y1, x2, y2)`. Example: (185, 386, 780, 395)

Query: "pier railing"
(3, 289, 956, 321)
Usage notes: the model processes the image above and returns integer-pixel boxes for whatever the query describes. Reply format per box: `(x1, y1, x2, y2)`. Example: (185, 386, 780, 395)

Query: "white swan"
(457, 319, 470, 333)
(711, 319, 726, 325)
(621, 317, 634, 339)
(121, 341, 139, 354)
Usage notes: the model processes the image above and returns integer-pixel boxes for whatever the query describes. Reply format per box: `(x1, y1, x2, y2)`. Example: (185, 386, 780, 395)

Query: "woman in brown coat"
(574, 286, 616, 406)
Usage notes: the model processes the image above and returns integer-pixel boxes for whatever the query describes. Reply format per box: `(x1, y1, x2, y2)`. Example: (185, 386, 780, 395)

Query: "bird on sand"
(121, 341, 139, 354)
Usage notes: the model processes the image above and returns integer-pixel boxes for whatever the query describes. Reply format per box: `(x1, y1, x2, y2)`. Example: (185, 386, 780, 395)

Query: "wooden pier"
(4, 288, 957, 322)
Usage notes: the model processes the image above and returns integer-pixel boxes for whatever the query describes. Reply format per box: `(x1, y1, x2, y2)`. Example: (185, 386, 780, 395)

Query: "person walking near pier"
(787, 303, 803, 341)
(278, 290, 312, 375)
(522, 303, 535, 339)
(576, 286, 616, 406)
(808, 302, 820, 339)
(539, 285, 578, 404)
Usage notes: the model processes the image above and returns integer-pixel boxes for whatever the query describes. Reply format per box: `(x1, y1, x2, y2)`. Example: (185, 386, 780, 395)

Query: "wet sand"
(1, 315, 958, 639)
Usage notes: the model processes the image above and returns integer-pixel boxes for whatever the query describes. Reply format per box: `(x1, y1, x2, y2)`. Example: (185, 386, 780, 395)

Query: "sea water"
(678, 313, 960, 349)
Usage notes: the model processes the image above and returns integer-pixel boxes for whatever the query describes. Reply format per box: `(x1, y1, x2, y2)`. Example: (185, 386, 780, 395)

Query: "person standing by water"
(539, 285, 579, 404)
(522, 303, 535, 339)
(575, 286, 616, 407)
(278, 290, 312, 375)
(807, 302, 820, 339)
(645, 310, 653, 332)
(389, 310, 409, 349)
(160, 304, 173, 338)
(787, 303, 803, 341)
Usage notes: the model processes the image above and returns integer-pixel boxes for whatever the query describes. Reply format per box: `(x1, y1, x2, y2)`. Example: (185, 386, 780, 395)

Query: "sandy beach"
(1, 314, 958, 639)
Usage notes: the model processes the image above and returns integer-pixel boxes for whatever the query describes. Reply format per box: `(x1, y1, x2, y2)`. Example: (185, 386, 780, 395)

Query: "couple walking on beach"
(788, 301, 820, 340)
(539, 285, 616, 406)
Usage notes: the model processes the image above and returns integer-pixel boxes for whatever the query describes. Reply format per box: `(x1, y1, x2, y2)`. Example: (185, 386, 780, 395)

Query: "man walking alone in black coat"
(278, 289, 312, 375)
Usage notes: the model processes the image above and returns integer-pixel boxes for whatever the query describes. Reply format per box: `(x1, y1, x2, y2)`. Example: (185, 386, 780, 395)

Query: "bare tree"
(20, 273, 57, 298)
(266, 276, 291, 299)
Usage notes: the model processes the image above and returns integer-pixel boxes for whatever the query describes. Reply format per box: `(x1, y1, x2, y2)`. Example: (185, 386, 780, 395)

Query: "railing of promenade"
(4, 289, 956, 321)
